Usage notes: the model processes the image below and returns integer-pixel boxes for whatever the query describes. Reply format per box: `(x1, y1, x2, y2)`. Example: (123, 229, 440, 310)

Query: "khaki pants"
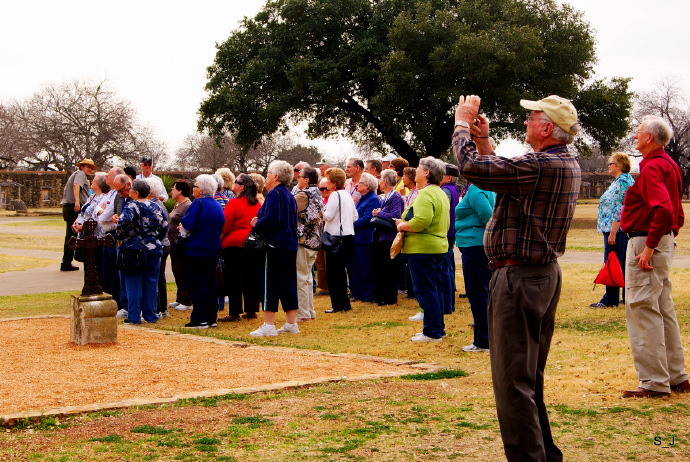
(625, 234, 688, 392)
(296, 246, 318, 320)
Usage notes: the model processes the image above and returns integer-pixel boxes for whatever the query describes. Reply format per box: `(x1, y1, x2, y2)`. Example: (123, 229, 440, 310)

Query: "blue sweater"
(180, 196, 225, 257)
(353, 190, 382, 245)
(454, 185, 495, 248)
(254, 185, 298, 251)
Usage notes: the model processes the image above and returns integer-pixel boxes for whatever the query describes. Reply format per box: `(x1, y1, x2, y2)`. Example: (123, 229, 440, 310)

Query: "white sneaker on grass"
(411, 332, 442, 342)
(175, 304, 191, 311)
(116, 309, 127, 319)
(408, 311, 424, 322)
(277, 323, 300, 334)
(462, 344, 489, 352)
(250, 323, 278, 337)
(168, 302, 179, 308)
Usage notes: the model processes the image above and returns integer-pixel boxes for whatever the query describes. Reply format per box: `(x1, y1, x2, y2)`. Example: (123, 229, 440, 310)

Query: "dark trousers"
(157, 245, 170, 313)
(600, 231, 627, 306)
(222, 246, 260, 316)
(170, 255, 192, 306)
(61, 204, 78, 267)
(373, 240, 399, 305)
(263, 247, 298, 312)
(407, 253, 445, 339)
(489, 261, 563, 462)
(459, 245, 490, 349)
(326, 235, 354, 311)
(351, 243, 375, 302)
(102, 233, 120, 307)
(185, 255, 218, 326)
(315, 249, 328, 291)
(440, 243, 456, 314)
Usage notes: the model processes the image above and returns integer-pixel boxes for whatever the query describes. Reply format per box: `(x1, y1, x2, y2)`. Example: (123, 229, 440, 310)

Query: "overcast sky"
(1, 0, 689, 161)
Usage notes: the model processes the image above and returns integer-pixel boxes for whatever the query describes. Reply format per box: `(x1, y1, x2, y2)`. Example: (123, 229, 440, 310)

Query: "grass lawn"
(1, 201, 689, 460)
(0, 254, 58, 273)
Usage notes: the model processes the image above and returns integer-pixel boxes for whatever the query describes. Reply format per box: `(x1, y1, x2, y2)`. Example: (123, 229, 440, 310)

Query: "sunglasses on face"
(319, 187, 328, 191)
(142, 162, 152, 166)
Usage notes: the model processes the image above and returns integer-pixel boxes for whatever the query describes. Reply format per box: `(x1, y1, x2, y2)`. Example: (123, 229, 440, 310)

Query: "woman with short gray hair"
(248, 161, 300, 336)
(395, 156, 450, 342)
(351, 172, 382, 302)
(179, 174, 226, 328)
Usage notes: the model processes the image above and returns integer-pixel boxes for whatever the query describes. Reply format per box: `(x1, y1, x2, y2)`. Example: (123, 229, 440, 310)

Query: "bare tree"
(3, 79, 165, 171)
(175, 133, 240, 172)
(0, 103, 29, 169)
(635, 78, 690, 193)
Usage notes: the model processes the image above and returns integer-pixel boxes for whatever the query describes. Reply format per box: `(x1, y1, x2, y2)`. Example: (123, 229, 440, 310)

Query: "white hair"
(146, 178, 161, 198)
(381, 169, 397, 188)
(267, 160, 293, 186)
(641, 115, 673, 146)
(359, 172, 379, 192)
(195, 174, 217, 197)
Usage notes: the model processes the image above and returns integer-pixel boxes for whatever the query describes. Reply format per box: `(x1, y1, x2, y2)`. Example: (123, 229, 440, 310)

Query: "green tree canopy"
(199, 0, 632, 165)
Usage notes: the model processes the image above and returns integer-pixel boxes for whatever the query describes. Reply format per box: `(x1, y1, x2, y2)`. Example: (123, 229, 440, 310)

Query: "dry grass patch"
(0, 254, 58, 273)
(0, 233, 63, 252)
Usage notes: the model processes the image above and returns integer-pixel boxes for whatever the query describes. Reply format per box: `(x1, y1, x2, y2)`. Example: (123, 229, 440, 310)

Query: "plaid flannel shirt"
(452, 131, 581, 264)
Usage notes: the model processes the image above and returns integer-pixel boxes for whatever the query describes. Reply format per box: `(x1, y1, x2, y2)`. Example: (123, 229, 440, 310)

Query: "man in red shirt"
(620, 115, 689, 397)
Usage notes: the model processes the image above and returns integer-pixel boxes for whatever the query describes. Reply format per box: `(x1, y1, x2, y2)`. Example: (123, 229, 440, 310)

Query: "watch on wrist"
(454, 121, 470, 129)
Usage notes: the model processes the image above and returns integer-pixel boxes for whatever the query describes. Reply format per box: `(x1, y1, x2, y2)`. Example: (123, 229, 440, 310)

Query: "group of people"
(59, 91, 690, 461)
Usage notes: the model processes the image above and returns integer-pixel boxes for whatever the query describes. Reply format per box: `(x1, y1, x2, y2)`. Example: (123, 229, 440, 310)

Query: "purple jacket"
(441, 183, 460, 243)
(375, 190, 404, 242)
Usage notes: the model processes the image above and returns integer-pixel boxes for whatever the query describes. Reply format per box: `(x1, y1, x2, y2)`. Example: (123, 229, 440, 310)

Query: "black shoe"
(123, 319, 140, 325)
(60, 265, 79, 272)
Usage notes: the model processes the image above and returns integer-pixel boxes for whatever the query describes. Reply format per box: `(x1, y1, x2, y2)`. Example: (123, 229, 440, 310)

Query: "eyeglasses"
(293, 168, 301, 173)
(142, 162, 152, 166)
(319, 187, 328, 191)
(193, 185, 199, 188)
(608, 162, 616, 166)
(526, 116, 548, 123)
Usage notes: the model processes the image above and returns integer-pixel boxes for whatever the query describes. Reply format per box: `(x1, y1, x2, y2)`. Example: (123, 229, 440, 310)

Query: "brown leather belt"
(489, 258, 523, 272)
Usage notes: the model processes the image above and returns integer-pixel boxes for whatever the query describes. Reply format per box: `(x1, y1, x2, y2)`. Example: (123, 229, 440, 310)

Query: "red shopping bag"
(593, 251, 625, 288)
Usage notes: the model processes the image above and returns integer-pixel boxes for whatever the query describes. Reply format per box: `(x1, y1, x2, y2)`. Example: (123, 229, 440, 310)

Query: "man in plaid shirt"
(453, 94, 581, 462)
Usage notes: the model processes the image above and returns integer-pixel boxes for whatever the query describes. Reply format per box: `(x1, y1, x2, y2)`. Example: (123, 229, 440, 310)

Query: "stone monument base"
(70, 294, 118, 345)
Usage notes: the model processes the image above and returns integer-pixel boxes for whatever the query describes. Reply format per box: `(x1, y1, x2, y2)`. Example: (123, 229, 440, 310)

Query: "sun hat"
(520, 95, 580, 135)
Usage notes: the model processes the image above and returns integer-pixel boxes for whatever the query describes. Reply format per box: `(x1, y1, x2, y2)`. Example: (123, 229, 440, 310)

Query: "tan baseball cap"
(520, 95, 580, 135)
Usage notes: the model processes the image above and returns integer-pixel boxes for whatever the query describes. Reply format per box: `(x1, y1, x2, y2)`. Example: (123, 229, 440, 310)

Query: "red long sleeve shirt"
(620, 148, 684, 248)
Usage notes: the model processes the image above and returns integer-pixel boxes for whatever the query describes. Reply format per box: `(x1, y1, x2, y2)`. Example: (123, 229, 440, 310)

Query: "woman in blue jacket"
(455, 183, 495, 352)
(180, 174, 225, 329)
(249, 160, 300, 337)
(351, 173, 381, 303)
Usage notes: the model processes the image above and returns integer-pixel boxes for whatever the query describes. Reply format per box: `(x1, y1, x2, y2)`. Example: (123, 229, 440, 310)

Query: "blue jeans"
(600, 231, 627, 306)
(407, 253, 445, 339)
(440, 244, 456, 314)
(122, 248, 162, 323)
(102, 233, 120, 307)
(459, 245, 490, 349)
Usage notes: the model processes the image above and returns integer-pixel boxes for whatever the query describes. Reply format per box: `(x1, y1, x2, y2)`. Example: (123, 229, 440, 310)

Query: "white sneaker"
(411, 332, 442, 342)
(175, 304, 191, 311)
(462, 344, 489, 352)
(250, 323, 278, 337)
(276, 323, 300, 334)
(158, 310, 170, 319)
(116, 309, 127, 319)
(408, 311, 424, 322)
(168, 302, 180, 308)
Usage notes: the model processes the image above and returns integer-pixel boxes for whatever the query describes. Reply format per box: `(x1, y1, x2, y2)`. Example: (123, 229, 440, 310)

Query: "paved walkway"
(1, 215, 689, 297)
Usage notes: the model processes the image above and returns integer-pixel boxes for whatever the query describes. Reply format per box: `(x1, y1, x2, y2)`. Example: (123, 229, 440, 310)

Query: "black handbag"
(321, 191, 343, 253)
(370, 216, 396, 232)
(117, 246, 145, 275)
(244, 228, 268, 250)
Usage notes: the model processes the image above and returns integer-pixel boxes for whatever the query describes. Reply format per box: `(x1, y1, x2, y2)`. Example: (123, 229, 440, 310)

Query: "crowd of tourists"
(59, 91, 690, 461)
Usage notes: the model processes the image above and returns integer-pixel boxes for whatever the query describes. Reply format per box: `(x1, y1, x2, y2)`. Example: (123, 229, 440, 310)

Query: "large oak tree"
(199, 0, 632, 165)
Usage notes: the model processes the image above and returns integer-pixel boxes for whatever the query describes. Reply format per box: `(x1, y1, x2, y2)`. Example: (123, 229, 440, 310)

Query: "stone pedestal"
(70, 294, 118, 345)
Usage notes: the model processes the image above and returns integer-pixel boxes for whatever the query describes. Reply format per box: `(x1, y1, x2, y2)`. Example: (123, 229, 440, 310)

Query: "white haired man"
(619, 115, 688, 398)
(136, 156, 167, 201)
(454, 94, 581, 462)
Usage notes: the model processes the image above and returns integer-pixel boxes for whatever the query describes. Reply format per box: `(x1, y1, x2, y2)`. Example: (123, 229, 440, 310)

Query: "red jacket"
(621, 148, 684, 248)
(221, 196, 261, 248)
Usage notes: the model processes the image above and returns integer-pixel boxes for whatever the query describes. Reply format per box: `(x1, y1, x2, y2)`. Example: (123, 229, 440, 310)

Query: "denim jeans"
(185, 255, 219, 326)
(407, 253, 445, 339)
(352, 244, 375, 302)
(122, 247, 162, 323)
(600, 231, 627, 306)
(102, 233, 120, 307)
(459, 245, 490, 349)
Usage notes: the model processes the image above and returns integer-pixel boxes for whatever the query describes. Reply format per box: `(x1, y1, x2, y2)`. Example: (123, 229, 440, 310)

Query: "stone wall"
(0, 171, 199, 209)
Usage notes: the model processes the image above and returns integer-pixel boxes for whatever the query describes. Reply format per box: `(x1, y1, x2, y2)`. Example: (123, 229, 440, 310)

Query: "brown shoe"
(242, 312, 258, 320)
(622, 387, 670, 398)
(218, 315, 240, 322)
(671, 380, 690, 393)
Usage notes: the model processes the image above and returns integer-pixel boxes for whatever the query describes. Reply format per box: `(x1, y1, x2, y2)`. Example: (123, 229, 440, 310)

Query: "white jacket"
(323, 190, 358, 236)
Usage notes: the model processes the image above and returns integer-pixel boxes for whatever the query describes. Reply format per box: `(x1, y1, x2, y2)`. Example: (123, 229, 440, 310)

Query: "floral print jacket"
(117, 200, 169, 251)
(597, 173, 634, 233)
